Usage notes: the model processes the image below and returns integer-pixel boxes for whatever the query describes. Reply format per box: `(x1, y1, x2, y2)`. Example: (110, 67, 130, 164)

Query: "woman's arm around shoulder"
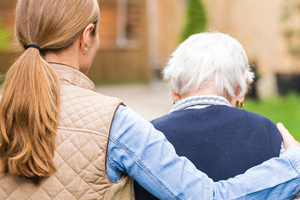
(107, 105, 300, 199)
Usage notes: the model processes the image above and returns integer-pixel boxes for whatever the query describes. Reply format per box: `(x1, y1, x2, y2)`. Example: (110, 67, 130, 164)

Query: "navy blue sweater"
(134, 105, 282, 200)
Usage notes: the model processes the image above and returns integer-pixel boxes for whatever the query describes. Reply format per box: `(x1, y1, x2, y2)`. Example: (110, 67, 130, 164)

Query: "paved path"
(96, 82, 172, 121)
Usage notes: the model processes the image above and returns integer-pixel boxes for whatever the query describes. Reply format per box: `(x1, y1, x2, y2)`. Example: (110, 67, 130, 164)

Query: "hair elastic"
(25, 44, 41, 52)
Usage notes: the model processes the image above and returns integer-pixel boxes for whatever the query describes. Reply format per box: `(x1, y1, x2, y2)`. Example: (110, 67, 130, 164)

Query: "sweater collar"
(170, 95, 231, 113)
(50, 63, 97, 92)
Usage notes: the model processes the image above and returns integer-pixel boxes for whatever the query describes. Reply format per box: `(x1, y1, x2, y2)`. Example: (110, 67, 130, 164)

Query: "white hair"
(163, 32, 254, 97)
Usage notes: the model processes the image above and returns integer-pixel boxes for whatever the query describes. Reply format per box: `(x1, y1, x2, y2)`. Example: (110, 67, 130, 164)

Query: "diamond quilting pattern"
(66, 152, 90, 175)
(19, 178, 42, 198)
(0, 66, 125, 199)
(52, 152, 65, 170)
(52, 189, 77, 200)
(42, 176, 65, 199)
(80, 138, 105, 163)
(9, 189, 29, 200)
(68, 130, 94, 150)
(0, 175, 19, 197)
(55, 138, 78, 164)
(30, 189, 52, 200)
(79, 162, 106, 184)
(65, 176, 91, 198)
(59, 85, 119, 132)
(80, 188, 102, 199)
(55, 130, 72, 148)
(0, 187, 8, 199)
(53, 163, 77, 186)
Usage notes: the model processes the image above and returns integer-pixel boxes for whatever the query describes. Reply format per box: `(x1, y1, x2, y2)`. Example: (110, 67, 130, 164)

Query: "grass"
(243, 92, 300, 141)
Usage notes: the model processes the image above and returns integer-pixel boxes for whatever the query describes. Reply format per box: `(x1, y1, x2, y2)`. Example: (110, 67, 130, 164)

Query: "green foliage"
(289, 44, 300, 55)
(280, 1, 300, 59)
(280, 5, 291, 21)
(181, 0, 207, 42)
(282, 28, 294, 38)
(243, 92, 300, 141)
(0, 18, 10, 51)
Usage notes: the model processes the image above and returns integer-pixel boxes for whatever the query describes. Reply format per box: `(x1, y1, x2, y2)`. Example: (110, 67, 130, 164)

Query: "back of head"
(0, 0, 99, 181)
(163, 32, 254, 97)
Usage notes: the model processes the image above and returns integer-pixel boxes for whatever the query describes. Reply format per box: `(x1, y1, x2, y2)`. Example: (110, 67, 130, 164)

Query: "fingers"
(277, 123, 290, 139)
(277, 123, 300, 150)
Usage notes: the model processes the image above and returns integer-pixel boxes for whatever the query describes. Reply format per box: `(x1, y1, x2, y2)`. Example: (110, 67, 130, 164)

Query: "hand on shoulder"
(277, 123, 300, 149)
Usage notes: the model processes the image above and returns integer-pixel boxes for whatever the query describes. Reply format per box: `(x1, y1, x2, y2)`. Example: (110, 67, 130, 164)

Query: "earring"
(238, 102, 244, 108)
(83, 47, 87, 54)
(173, 100, 179, 105)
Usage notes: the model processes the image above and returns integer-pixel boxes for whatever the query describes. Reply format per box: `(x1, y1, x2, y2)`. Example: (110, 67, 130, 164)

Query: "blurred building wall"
(90, 0, 151, 83)
(147, 0, 186, 71)
(151, 0, 300, 77)
(2, 0, 298, 79)
(0, 0, 151, 83)
(203, 0, 296, 76)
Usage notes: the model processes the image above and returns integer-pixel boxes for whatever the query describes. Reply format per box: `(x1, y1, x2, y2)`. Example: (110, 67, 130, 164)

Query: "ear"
(20, 41, 26, 50)
(237, 73, 248, 104)
(80, 24, 95, 52)
(171, 90, 181, 102)
(230, 82, 246, 108)
(244, 72, 249, 83)
(236, 93, 245, 105)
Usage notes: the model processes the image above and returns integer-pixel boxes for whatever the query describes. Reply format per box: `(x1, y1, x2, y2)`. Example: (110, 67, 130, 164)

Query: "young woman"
(0, 0, 300, 199)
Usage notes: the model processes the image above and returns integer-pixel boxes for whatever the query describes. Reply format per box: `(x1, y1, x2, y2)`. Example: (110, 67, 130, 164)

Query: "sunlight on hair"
(163, 32, 254, 97)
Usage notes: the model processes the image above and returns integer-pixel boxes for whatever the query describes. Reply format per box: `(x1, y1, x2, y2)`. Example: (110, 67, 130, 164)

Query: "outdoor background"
(1, 0, 300, 140)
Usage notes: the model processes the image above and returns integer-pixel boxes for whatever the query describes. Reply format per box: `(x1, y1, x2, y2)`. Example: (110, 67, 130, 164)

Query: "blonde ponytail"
(0, 47, 60, 179)
(0, 0, 99, 181)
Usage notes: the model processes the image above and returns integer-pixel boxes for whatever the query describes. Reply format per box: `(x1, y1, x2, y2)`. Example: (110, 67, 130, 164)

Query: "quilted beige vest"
(0, 63, 134, 200)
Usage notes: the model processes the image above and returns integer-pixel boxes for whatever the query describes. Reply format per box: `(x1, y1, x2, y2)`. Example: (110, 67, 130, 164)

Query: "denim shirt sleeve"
(107, 105, 300, 199)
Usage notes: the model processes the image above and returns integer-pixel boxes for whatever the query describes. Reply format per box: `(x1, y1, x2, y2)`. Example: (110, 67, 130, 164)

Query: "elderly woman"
(135, 32, 287, 199)
(1, 1, 300, 199)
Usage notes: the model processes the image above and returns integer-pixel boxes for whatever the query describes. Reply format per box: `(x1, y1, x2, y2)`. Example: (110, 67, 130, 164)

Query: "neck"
(181, 86, 233, 103)
(44, 44, 81, 71)
(44, 53, 80, 71)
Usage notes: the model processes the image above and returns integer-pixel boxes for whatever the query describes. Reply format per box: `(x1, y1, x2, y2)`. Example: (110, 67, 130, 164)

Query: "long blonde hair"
(0, 0, 99, 181)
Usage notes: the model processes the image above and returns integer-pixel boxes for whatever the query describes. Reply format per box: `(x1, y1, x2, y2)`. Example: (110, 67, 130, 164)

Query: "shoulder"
(212, 106, 276, 126)
(151, 106, 245, 125)
(152, 106, 281, 136)
(236, 109, 282, 142)
(241, 109, 277, 128)
(61, 83, 120, 105)
(221, 106, 279, 132)
(151, 110, 184, 127)
(59, 84, 122, 131)
(113, 105, 151, 129)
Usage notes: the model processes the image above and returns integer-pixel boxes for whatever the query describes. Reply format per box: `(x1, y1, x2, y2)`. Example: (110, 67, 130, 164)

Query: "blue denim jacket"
(107, 105, 300, 199)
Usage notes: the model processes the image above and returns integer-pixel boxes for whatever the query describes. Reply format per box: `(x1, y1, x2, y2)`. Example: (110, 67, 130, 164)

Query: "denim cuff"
(281, 146, 300, 174)
(282, 147, 300, 198)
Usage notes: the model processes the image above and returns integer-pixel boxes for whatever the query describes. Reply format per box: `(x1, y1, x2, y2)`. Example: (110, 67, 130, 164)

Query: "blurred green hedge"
(243, 93, 300, 141)
(181, 0, 207, 42)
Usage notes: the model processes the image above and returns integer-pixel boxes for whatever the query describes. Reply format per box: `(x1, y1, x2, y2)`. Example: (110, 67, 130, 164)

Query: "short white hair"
(163, 32, 254, 97)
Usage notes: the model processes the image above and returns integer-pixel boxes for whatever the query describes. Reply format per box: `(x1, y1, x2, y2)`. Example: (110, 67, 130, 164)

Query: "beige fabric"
(0, 63, 134, 200)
